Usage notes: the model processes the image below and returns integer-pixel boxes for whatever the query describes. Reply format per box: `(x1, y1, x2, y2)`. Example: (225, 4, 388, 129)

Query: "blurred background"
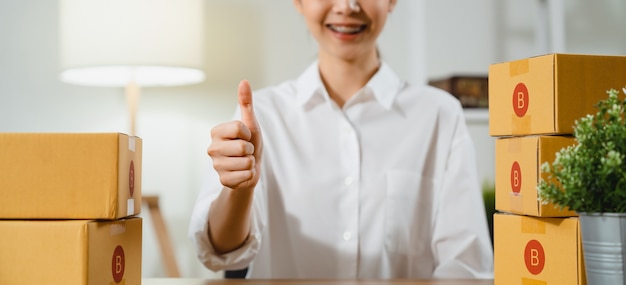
(1, 0, 625, 279)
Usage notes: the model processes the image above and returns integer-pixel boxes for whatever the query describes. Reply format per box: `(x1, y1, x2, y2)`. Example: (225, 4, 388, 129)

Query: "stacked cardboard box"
(0, 133, 143, 285)
(489, 53, 626, 285)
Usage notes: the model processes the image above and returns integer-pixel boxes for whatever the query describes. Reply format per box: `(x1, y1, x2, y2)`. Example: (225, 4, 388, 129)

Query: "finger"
(212, 155, 255, 173)
(218, 169, 256, 190)
(238, 80, 258, 133)
(208, 140, 254, 158)
(210, 121, 252, 141)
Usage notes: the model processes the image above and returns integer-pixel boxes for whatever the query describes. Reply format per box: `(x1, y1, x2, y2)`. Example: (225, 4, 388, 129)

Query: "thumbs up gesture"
(208, 80, 263, 191)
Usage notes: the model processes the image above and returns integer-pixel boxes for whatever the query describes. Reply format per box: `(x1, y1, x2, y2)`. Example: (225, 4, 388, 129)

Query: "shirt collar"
(365, 62, 404, 110)
(296, 61, 405, 110)
(296, 61, 325, 107)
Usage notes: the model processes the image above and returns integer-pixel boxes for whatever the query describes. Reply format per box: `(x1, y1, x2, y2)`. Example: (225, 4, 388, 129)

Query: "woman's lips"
(326, 24, 366, 35)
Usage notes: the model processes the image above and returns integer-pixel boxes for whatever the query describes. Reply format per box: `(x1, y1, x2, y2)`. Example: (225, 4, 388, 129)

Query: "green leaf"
(537, 87, 626, 213)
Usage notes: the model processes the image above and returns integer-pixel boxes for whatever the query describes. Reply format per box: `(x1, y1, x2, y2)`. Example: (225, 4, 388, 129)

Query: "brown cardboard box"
(0, 133, 141, 219)
(495, 135, 577, 217)
(0, 217, 142, 285)
(494, 213, 585, 285)
(489, 53, 626, 136)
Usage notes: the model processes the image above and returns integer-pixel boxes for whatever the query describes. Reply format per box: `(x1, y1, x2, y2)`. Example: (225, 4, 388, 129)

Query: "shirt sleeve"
(187, 161, 264, 272)
(431, 112, 495, 279)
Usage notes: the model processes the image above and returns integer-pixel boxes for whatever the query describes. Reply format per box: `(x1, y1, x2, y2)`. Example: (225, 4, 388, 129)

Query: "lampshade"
(59, 0, 205, 87)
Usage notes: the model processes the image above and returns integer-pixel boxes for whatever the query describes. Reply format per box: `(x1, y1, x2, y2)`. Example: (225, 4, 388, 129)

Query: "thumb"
(238, 80, 258, 132)
(238, 79, 263, 170)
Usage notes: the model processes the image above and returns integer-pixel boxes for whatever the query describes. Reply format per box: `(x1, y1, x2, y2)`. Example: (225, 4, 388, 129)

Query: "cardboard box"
(494, 213, 585, 285)
(495, 135, 577, 217)
(0, 217, 142, 285)
(489, 53, 626, 136)
(0, 133, 141, 219)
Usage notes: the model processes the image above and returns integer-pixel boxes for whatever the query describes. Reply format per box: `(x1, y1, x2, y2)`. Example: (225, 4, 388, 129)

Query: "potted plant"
(538, 87, 626, 285)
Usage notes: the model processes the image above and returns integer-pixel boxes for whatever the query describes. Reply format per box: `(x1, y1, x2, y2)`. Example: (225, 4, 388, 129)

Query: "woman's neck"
(318, 51, 380, 108)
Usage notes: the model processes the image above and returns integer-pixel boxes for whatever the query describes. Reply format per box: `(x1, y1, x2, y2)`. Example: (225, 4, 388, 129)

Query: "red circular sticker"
(524, 239, 545, 275)
(112, 245, 125, 283)
(129, 160, 135, 197)
(510, 161, 522, 194)
(512, 83, 529, 117)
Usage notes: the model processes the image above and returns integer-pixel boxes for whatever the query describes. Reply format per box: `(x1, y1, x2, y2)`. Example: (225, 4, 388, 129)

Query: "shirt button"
(343, 231, 352, 240)
(344, 176, 353, 186)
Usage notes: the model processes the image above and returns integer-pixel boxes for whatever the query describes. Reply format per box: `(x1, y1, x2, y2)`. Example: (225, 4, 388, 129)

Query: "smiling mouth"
(327, 24, 366, 35)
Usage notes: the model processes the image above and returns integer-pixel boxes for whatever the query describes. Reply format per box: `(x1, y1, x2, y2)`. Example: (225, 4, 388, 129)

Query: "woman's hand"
(207, 80, 263, 191)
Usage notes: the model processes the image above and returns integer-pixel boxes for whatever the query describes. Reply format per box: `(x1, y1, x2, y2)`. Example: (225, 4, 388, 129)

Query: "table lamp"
(58, 0, 205, 277)
(58, 0, 205, 136)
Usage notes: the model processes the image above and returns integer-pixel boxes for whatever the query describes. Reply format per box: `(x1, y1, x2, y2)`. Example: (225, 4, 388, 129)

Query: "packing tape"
(510, 58, 530, 77)
(507, 137, 522, 153)
(521, 217, 546, 234)
(521, 277, 547, 285)
(128, 136, 136, 152)
(110, 222, 127, 236)
(510, 193, 524, 214)
(512, 114, 532, 135)
(127, 198, 135, 216)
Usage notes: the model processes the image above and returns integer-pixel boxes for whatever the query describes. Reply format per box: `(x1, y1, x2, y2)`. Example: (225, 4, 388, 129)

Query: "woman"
(189, 0, 494, 278)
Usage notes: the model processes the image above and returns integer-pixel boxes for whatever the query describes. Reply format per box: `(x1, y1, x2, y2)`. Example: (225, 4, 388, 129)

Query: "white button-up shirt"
(189, 62, 494, 279)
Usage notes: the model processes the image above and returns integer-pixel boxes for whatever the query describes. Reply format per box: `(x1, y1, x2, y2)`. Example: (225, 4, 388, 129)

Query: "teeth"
(329, 25, 363, 34)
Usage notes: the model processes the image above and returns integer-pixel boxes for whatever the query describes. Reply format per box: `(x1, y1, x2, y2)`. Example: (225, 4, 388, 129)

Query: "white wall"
(1, 0, 625, 279)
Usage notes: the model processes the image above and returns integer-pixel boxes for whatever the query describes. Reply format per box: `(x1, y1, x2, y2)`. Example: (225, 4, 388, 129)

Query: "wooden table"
(143, 278, 494, 285)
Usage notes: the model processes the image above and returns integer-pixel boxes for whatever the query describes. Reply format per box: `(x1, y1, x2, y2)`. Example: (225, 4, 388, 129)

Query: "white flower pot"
(579, 212, 626, 285)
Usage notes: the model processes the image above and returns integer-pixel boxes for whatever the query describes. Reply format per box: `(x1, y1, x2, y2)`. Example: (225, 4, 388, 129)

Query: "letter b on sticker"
(513, 83, 529, 117)
(510, 161, 522, 194)
(524, 239, 545, 275)
(112, 245, 125, 283)
(129, 160, 135, 197)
